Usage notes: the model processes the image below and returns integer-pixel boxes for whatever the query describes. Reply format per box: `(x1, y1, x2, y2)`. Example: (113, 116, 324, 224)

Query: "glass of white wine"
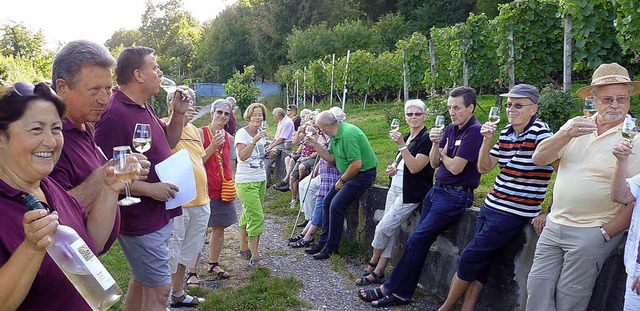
(260, 120, 269, 132)
(622, 116, 639, 143)
(159, 77, 186, 100)
(583, 96, 597, 117)
(113, 146, 140, 206)
(390, 118, 400, 132)
(489, 107, 500, 124)
(305, 125, 315, 136)
(133, 123, 152, 153)
(435, 115, 445, 130)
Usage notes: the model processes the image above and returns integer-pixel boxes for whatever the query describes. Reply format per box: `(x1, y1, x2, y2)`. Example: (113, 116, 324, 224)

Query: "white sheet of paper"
(154, 149, 196, 210)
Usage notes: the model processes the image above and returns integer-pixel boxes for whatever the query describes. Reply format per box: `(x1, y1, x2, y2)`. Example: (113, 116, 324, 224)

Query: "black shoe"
(313, 249, 333, 260)
(296, 219, 309, 228)
(305, 244, 324, 255)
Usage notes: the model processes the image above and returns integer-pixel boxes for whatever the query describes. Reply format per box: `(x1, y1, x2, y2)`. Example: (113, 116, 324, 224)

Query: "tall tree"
(0, 22, 52, 81)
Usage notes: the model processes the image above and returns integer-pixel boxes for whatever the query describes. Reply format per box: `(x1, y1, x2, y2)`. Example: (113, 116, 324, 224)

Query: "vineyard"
(273, 0, 640, 107)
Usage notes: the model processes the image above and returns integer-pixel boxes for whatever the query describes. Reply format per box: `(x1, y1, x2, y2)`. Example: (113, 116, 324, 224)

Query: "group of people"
(350, 62, 640, 311)
(1, 34, 640, 311)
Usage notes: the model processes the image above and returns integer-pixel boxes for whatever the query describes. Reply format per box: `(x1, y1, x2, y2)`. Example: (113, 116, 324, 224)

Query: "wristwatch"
(599, 227, 611, 242)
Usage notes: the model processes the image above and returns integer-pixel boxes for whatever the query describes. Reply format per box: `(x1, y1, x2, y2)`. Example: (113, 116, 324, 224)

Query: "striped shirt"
(484, 117, 554, 218)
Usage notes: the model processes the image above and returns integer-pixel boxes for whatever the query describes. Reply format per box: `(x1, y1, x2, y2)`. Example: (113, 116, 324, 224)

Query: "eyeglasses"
(506, 103, 536, 109)
(405, 112, 424, 117)
(215, 110, 230, 116)
(596, 96, 630, 105)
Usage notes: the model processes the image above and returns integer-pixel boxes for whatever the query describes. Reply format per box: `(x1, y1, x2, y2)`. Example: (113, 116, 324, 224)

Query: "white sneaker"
(290, 199, 297, 209)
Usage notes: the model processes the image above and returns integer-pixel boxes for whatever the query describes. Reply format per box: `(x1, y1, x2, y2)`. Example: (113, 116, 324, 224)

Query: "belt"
(435, 182, 473, 193)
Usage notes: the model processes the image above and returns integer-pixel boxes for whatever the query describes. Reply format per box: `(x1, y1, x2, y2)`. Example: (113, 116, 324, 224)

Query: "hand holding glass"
(622, 117, 639, 143)
(113, 146, 140, 206)
(159, 77, 186, 100)
(488, 107, 500, 124)
(435, 115, 445, 130)
(583, 96, 597, 117)
(390, 118, 400, 132)
(260, 121, 269, 131)
(133, 123, 152, 153)
(305, 125, 315, 136)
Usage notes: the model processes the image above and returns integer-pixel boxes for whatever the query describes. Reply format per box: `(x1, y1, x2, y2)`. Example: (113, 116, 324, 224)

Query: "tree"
(0, 22, 53, 82)
(105, 29, 144, 51)
(223, 65, 260, 111)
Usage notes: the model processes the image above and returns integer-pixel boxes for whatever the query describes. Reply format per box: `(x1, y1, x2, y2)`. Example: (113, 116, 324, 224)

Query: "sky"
(0, 0, 238, 49)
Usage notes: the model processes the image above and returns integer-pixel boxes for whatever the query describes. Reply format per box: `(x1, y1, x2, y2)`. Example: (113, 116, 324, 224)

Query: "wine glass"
(390, 118, 400, 132)
(583, 96, 597, 117)
(305, 125, 315, 136)
(133, 123, 152, 153)
(260, 120, 269, 131)
(159, 77, 177, 94)
(435, 115, 445, 130)
(113, 146, 140, 206)
(622, 116, 639, 143)
(488, 107, 500, 125)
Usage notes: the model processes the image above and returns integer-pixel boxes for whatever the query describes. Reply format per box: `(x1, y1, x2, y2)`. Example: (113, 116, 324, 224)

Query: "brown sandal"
(185, 272, 200, 288)
(208, 262, 230, 279)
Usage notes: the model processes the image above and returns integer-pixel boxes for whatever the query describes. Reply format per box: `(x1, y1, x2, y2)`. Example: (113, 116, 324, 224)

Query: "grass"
(201, 267, 307, 310)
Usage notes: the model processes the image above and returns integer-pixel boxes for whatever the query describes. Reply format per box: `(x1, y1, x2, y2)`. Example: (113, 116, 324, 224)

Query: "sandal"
(355, 271, 385, 285)
(289, 233, 305, 243)
(371, 294, 410, 308)
(185, 272, 200, 288)
(290, 239, 313, 248)
(208, 262, 230, 279)
(249, 257, 268, 267)
(358, 287, 384, 302)
(170, 293, 204, 307)
(362, 261, 378, 276)
(238, 249, 251, 259)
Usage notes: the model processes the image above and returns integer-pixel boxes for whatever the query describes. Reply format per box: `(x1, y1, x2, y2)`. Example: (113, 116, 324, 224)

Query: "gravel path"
(171, 188, 442, 310)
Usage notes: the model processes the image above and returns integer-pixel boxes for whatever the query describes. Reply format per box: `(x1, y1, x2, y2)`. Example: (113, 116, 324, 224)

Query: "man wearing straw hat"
(527, 63, 640, 311)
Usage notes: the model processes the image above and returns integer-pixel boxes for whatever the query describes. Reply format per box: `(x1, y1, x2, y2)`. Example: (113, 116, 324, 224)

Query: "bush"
(538, 86, 579, 132)
(223, 65, 261, 112)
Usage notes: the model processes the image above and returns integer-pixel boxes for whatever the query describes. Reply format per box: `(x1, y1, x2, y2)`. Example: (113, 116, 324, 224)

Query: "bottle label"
(70, 239, 117, 290)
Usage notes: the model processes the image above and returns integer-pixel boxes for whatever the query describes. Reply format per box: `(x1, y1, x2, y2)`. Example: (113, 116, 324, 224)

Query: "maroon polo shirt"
(224, 112, 237, 135)
(0, 177, 96, 310)
(50, 120, 120, 254)
(94, 89, 182, 236)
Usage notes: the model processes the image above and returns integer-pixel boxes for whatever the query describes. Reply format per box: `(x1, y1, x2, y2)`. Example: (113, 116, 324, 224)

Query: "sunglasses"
(405, 112, 424, 117)
(215, 110, 231, 116)
(506, 103, 535, 109)
(596, 96, 630, 105)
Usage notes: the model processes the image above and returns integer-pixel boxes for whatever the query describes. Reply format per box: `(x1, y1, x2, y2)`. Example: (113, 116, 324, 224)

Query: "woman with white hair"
(356, 99, 434, 285)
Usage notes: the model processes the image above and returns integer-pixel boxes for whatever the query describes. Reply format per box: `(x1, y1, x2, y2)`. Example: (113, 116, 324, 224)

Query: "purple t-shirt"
(50, 120, 119, 254)
(435, 115, 483, 189)
(224, 113, 236, 135)
(0, 177, 97, 310)
(94, 89, 182, 236)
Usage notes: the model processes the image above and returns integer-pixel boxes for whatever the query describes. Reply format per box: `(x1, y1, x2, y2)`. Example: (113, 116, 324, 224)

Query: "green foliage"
(397, 32, 430, 93)
(426, 26, 462, 91)
(223, 65, 261, 112)
(494, 0, 564, 87)
(473, 0, 511, 19)
(0, 23, 53, 82)
(614, 0, 640, 63)
(460, 13, 500, 93)
(414, 0, 476, 33)
(537, 85, 579, 132)
(0, 55, 48, 83)
(372, 13, 410, 53)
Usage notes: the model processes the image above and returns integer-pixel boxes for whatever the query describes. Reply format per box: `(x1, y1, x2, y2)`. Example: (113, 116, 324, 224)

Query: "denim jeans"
(311, 195, 325, 226)
(457, 205, 529, 284)
(318, 169, 376, 252)
(382, 185, 474, 300)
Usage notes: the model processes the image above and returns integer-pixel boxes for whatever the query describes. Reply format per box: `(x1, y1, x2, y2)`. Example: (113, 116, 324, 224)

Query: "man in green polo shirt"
(307, 110, 378, 260)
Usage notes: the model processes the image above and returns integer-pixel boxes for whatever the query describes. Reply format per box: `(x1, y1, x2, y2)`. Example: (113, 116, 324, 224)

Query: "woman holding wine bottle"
(357, 99, 434, 285)
(0, 82, 124, 310)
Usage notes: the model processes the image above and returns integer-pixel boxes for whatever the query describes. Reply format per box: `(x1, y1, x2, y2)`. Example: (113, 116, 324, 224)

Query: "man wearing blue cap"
(438, 84, 555, 311)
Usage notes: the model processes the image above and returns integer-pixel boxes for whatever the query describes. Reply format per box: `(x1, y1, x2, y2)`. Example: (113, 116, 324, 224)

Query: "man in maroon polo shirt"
(94, 46, 196, 310)
(49, 40, 125, 255)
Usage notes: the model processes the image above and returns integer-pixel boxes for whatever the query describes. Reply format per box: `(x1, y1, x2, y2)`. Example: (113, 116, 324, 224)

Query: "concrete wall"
(273, 153, 627, 310)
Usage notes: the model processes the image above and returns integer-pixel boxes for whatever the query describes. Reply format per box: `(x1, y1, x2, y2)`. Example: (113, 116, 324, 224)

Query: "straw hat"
(577, 62, 640, 99)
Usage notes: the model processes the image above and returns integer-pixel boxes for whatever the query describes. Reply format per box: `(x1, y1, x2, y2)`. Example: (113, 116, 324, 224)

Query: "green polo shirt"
(328, 122, 378, 173)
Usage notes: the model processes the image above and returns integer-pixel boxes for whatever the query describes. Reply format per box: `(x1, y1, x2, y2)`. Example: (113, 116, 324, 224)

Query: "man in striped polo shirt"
(439, 84, 554, 311)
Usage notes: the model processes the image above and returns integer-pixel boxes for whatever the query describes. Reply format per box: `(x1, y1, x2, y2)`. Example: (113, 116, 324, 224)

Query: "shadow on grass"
(201, 267, 307, 310)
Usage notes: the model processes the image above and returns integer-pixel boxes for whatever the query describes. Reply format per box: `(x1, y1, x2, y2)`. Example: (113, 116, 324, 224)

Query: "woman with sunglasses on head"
(199, 99, 237, 279)
(0, 82, 123, 310)
(356, 99, 435, 286)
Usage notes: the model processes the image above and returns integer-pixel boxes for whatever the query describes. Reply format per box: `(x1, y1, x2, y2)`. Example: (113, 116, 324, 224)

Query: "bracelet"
(398, 146, 408, 152)
(599, 227, 611, 242)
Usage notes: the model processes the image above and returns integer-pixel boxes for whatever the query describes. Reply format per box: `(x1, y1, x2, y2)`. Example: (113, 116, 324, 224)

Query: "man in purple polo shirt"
(49, 40, 126, 255)
(358, 86, 483, 307)
(94, 46, 196, 310)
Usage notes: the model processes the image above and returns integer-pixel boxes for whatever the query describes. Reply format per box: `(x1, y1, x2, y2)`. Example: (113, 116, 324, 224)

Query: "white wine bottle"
(23, 194, 122, 311)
